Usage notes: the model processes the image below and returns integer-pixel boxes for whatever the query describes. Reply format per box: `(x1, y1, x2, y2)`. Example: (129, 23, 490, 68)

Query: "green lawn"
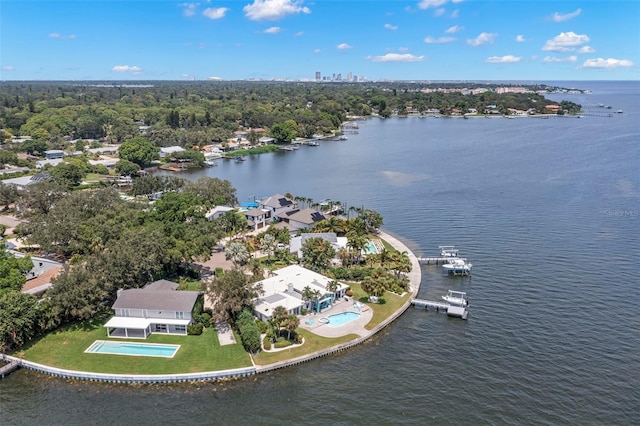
(252, 329, 357, 365)
(15, 317, 252, 374)
(349, 282, 411, 330)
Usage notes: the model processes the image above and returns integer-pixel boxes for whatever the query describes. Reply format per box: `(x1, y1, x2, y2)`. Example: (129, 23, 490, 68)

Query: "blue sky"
(1, 0, 639, 81)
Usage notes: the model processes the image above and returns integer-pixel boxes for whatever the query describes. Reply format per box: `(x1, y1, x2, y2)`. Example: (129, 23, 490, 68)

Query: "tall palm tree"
(302, 285, 314, 311)
(284, 314, 299, 340)
(271, 305, 288, 336)
(312, 289, 322, 312)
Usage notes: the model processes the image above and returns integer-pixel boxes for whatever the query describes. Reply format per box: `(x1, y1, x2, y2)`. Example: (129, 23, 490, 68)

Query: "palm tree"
(271, 305, 288, 336)
(225, 241, 250, 268)
(302, 285, 314, 311)
(284, 314, 299, 340)
(326, 279, 340, 296)
(312, 289, 322, 312)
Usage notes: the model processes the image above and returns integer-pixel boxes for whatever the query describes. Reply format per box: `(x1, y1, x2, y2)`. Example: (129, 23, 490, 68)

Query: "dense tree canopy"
(118, 137, 159, 167)
(0, 250, 33, 295)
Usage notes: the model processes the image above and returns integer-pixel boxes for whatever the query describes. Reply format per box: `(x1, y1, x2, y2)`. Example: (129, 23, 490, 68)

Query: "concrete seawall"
(3, 229, 421, 384)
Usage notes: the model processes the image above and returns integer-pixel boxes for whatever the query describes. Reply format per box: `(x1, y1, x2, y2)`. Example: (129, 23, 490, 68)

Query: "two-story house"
(103, 280, 201, 339)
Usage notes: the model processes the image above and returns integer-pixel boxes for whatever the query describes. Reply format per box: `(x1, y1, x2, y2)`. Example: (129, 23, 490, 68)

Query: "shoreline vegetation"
(0, 80, 582, 181)
(0, 79, 577, 383)
(3, 230, 420, 383)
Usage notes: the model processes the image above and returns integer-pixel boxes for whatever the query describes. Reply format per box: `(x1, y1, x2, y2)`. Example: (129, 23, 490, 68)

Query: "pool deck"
(298, 297, 374, 338)
(298, 229, 421, 339)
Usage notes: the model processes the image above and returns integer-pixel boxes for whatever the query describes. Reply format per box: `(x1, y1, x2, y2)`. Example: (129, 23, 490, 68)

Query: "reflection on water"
(2, 82, 639, 425)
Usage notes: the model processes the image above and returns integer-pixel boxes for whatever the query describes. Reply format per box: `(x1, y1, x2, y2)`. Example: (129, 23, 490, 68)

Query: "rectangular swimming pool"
(85, 340, 180, 358)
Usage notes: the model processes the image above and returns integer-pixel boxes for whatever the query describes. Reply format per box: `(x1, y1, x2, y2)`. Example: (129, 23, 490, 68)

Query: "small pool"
(85, 340, 180, 358)
(363, 242, 378, 254)
(326, 312, 361, 328)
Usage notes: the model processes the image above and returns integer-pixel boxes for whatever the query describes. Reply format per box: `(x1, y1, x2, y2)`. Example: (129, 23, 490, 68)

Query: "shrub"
(198, 312, 211, 327)
(256, 320, 269, 334)
(295, 334, 303, 344)
(329, 266, 372, 281)
(300, 308, 308, 316)
(263, 336, 271, 350)
(345, 289, 354, 297)
(187, 323, 203, 335)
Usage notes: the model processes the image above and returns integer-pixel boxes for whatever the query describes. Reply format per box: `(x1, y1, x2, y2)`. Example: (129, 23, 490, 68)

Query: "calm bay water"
(2, 81, 639, 425)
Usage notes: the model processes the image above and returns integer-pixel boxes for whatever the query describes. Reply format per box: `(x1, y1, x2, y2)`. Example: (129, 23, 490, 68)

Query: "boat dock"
(0, 359, 21, 378)
(411, 298, 468, 319)
(417, 256, 456, 265)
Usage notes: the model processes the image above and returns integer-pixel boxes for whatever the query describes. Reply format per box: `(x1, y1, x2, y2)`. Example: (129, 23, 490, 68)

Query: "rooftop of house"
(259, 194, 295, 209)
(112, 280, 200, 312)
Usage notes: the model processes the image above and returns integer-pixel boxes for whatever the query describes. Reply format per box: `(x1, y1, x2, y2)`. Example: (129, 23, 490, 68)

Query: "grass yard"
(253, 329, 357, 365)
(349, 282, 411, 330)
(15, 317, 252, 374)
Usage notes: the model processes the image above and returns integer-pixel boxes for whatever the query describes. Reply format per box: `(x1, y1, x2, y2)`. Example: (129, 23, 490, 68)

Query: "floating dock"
(411, 298, 468, 319)
(417, 256, 456, 265)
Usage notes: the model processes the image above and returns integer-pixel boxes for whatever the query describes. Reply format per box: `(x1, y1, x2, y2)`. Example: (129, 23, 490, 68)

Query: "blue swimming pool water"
(363, 242, 378, 254)
(327, 312, 361, 328)
(85, 341, 180, 358)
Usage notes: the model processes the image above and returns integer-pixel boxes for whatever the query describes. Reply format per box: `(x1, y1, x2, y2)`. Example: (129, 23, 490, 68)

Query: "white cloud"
(111, 65, 142, 74)
(203, 7, 227, 19)
(550, 8, 581, 22)
(582, 58, 634, 69)
(366, 53, 425, 63)
(445, 25, 463, 34)
(577, 45, 596, 54)
(486, 55, 522, 63)
(418, 0, 448, 9)
(424, 36, 456, 44)
(294, 31, 303, 37)
(207, 76, 223, 81)
(450, 9, 459, 18)
(515, 35, 526, 42)
(264, 26, 281, 34)
(313, 49, 321, 54)
(466, 32, 497, 47)
(49, 33, 76, 39)
(2, 65, 14, 71)
(384, 23, 398, 30)
(337, 43, 352, 49)
(181, 3, 198, 17)
(434, 8, 446, 17)
(243, 0, 310, 21)
(543, 31, 589, 52)
(543, 55, 577, 63)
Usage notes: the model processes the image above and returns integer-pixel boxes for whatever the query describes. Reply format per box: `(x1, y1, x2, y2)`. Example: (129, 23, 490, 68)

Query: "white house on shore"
(253, 265, 349, 322)
(104, 280, 201, 338)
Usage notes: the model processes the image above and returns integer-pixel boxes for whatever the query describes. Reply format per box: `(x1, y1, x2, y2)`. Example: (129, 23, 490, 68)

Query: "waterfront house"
(159, 146, 185, 158)
(258, 194, 297, 218)
(289, 233, 348, 260)
(253, 265, 349, 321)
(277, 208, 326, 231)
(104, 280, 201, 338)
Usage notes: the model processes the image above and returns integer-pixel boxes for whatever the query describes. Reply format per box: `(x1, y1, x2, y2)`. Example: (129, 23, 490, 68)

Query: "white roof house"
(289, 233, 348, 259)
(35, 158, 64, 169)
(159, 146, 185, 157)
(205, 205, 235, 220)
(253, 265, 349, 321)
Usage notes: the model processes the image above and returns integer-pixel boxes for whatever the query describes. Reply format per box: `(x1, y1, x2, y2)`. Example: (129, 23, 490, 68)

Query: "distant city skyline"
(1, 1, 638, 81)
